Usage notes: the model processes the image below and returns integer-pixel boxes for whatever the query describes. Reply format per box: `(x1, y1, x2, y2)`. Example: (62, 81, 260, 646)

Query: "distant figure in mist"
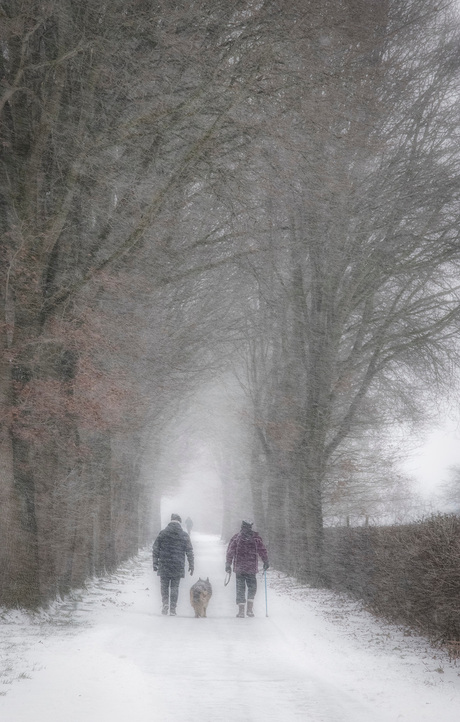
(185, 517, 193, 535)
(225, 520, 269, 618)
(152, 514, 194, 616)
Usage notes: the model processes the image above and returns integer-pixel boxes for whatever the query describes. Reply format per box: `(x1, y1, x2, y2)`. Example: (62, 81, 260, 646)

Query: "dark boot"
(246, 600, 254, 617)
(236, 603, 245, 618)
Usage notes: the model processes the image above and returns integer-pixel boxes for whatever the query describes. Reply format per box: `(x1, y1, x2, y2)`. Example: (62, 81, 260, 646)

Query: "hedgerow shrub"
(323, 514, 460, 642)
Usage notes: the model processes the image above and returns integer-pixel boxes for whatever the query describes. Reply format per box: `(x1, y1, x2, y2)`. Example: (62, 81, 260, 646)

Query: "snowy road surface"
(1, 533, 459, 721)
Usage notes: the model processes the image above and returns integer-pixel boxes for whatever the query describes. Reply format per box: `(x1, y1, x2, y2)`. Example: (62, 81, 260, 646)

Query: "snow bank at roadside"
(0, 554, 145, 695)
(269, 570, 460, 719)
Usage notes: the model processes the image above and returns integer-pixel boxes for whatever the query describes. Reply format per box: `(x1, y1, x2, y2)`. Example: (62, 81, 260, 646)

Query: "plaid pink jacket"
(226, 531, 268, 574)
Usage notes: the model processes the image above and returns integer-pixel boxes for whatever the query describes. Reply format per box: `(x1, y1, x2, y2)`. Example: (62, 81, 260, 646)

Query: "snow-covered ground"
(1, 533, 459, 721)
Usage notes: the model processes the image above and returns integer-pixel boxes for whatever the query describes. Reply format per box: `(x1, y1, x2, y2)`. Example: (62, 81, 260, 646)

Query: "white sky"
(1, 533, 459, 721)
(400, 419, 460, 496)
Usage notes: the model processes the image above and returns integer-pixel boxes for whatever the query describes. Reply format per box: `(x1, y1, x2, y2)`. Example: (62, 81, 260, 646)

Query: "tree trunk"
(9, 433, 41, 606)
(249, 438, 267, 534)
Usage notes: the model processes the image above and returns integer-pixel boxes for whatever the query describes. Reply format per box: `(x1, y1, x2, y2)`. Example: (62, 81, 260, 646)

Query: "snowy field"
(0, 533, 459, 721)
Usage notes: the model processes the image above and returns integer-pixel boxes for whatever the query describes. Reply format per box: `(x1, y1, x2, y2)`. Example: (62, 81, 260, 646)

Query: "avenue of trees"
(2, 0, 460, 605)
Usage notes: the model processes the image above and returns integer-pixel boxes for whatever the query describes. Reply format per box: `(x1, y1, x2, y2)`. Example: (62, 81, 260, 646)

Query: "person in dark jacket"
(152, 514, 194, 616)
(225, 520, 269, 618)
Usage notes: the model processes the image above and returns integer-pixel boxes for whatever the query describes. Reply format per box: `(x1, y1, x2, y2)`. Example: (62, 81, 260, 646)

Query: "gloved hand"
(189, 565, 194, 576)
(263, 561, 270, 571)
(225, 563, 232, 573)
(153, 565, 158, 572)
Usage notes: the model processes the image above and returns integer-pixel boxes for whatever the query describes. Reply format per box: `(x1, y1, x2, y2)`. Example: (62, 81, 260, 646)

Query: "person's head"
(241, 519, 253, 533)
(171, 513, 182, 523)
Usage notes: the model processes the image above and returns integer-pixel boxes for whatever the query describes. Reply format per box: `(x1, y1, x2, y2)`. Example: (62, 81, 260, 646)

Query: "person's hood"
(240, 529, 254, 539)
(167, 521, 182, 529)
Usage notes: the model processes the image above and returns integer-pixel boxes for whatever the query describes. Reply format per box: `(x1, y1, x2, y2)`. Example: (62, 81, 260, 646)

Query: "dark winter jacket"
(226, 530, 268, 575)
(152, 521, 194, 578)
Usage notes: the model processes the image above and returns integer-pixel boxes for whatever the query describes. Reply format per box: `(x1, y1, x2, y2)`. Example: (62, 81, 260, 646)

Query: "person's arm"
(185, 534, 194, 574)
(226, 536, 236, 572)
(152, 534, 161, 570)
(256, 536, 269, 569)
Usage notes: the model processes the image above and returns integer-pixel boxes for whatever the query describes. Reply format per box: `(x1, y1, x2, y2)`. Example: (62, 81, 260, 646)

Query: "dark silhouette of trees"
(229, 0, 460, 580)
(2, 0, 460, 604)
(0, 0, 266, 605)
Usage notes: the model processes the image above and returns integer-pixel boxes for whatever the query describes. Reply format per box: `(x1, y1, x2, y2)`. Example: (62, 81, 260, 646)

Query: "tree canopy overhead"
(2, 0, 460, 604)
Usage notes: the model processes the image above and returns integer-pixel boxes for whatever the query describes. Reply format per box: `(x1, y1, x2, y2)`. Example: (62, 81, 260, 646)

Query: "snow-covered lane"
(0, 533, 459, 721)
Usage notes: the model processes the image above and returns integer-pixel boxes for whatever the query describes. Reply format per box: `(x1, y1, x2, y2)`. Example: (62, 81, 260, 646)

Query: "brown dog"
(190, 577, 212, 618)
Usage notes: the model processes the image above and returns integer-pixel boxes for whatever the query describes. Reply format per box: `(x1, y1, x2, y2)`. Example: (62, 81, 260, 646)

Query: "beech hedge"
(323, 514, 460, 642)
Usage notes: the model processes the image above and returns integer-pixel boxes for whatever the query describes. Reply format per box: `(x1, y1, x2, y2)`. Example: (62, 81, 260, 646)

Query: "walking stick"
(264, 568, 268, 617)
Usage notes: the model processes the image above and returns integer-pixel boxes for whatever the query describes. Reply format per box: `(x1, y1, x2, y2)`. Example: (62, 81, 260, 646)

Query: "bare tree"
(231, 0, 460, 580)
(0, 0, 276, 605)
(438, 465, 460, 513)
(2, 0, 460, 605)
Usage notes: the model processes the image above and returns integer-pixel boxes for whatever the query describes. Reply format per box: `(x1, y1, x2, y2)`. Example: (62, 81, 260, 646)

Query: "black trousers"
(235, 572, 257, 604)
(160, 576, 181, 610)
